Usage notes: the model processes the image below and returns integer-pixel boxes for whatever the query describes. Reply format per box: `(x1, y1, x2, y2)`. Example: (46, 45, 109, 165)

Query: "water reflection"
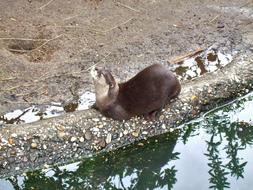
(2, 92, 253, 190)
(0, 91, 95, 125)
(174, 49, 233, 80)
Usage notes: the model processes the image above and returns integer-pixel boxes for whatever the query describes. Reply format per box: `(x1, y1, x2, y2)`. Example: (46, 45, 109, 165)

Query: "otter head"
(90, 66, 119, 107)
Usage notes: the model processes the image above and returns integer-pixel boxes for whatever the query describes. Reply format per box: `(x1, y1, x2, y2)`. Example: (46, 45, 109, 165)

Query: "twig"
(38, 0, 55, 10)
(209, 15, 219, 23)
(0, 37, 50, 41)
(7, 34, 63, 53)
(240, 1, 252, 8)
(115, 2, 141, 13)
(0, 77, 17, 82)
(105, 18, 134, 33)
(31, 34, 63, 51)
(85, 52, 112, 71)
(169, 48, 206, 64)
(63, 15, 80, 21)
(47, 25, 105, 35)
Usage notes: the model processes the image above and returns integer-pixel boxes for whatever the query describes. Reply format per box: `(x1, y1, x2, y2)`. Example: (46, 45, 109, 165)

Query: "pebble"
(92, 118, 100, 122)
(70, 137, 77, 142)
(79, 137, 84, 142)
(99, 138, 106, 148)
(123, 130, 128, 135)
(138, 143, 144, 146)
(43, 144, 47, 150)
(85, 131, 92, 140)
(159, 115, 165, 120)
(8, 138, 14, 145)
(142, 131, 148, 135)
(31, 143, 38, 149)
(93, 127, 99, 132)
(132, 131, 139, 137)
(58, 131, 65, 138)
(44, 163, 49, 169)
(11, 133, 17, 138)
(106, 133, 112, 144)
(161, 124, 166, 130)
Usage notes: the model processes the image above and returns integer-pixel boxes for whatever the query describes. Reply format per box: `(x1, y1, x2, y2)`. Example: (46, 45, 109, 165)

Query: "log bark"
(0, 54, 253, 178)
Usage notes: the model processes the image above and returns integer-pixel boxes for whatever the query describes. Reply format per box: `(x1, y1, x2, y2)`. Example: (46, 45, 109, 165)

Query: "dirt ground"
(0, 0, 253, 114)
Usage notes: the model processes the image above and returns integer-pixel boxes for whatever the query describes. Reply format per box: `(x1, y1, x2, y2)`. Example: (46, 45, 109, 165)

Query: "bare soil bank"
(0, 0, 253, 114)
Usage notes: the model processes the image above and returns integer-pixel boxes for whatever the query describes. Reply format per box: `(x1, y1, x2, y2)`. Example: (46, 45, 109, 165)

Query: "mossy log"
(0, 54, 253, 178)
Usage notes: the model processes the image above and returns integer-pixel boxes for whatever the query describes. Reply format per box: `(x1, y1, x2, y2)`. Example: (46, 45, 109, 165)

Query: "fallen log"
(0, 53, 253, 178)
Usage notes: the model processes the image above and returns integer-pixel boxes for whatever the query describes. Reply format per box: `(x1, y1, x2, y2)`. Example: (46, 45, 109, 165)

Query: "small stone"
(93, 127, 99, 132)
(191, 95, 198, 101)
(79, 137, 84, 142)
(85, 131, 92, 140)
(138, 143, 144, 146)
(106, 133, 112, 144)
(159, 115, 165, 120)
(15, 167, 20, 171)
(92, 118, 100, 122)
(98, 124, 103, 129)
(123, 130, 128, 135)
(8, 137, 14, 145)
(31, 142, 37, 149)
(142, 131, 148, 135)
(58, 131, 65, 138)
(99, 138, 106, 148)
(132, 131, 139, 137)
(161, 124, 166, 130)
(56, 125, 65, 132)
(11, 133, 17, 138)
(112, 133, 119, 140)
(44, 164, 49, 169)
(70, 137, 77, 142)
(169, 128, 174, 132)
(43, 144, 47, 150)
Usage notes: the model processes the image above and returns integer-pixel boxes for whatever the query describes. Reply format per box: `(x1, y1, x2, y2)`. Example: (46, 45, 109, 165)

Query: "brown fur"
(91, 64, 181, 120)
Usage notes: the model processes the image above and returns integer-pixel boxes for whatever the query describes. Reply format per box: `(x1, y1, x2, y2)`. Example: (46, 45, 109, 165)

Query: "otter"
(90, 64, 181, 120)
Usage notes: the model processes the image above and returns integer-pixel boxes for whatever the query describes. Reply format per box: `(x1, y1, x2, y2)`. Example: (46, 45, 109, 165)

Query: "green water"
(1, 92, 253, 190)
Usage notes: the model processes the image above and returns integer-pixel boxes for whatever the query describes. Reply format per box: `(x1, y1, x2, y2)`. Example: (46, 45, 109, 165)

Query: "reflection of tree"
(203, 94, 253, 190)
(9, 132, 180, 190)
